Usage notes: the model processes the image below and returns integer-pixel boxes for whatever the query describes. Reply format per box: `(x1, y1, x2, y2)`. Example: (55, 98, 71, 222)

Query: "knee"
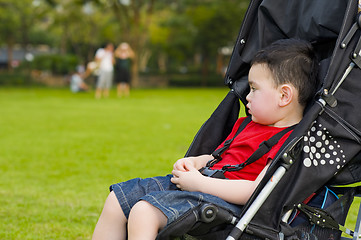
(129, 200, 152, 217)
(93, 192, 127, 240)
(102, 191, 125, 218)
(128, 200, 167, 228)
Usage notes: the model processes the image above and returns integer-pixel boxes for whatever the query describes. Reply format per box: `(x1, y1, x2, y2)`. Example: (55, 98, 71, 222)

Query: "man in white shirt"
(95, 43, 114, 99)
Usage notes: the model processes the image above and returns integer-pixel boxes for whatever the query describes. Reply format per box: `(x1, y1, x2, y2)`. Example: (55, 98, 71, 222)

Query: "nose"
(246, 91, 251, 102)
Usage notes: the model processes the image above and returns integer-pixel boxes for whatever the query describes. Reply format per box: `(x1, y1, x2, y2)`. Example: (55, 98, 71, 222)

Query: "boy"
(92, 38, 319, 240)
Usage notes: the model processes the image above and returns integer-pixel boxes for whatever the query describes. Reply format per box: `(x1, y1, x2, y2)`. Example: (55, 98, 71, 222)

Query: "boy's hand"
(173, 155, 213, 172)
(171, 161, 204, 192)
(173, 157, 196, 172)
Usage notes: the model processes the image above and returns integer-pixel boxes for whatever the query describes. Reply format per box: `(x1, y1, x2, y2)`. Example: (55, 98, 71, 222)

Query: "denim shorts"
(109, 174, 242, 225)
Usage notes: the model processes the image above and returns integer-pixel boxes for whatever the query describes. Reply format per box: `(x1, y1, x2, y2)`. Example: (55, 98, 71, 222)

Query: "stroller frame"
(229, 1, 361, 239)
(226, 0, 361, 238)
(157, 0, 361, 239)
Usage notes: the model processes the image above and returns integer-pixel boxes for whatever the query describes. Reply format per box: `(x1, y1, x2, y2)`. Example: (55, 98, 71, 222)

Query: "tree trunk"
(131, 54, 139, 87)
(158, 53, 167, 73)
(7, 39, 14, 72)
(201, 55, 209, 86)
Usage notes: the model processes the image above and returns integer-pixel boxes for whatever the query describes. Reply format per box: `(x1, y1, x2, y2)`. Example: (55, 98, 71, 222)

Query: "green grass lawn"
(0, 87, 232, 239)
(0, 87, 359, 239)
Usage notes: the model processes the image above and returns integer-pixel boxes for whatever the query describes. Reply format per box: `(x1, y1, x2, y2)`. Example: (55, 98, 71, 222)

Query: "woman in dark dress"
(114, 42, 134, 97)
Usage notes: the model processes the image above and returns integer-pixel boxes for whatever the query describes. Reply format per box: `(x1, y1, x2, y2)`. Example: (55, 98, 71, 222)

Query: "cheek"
(251, 93, 278, 118)
(252, 93, 272, 108)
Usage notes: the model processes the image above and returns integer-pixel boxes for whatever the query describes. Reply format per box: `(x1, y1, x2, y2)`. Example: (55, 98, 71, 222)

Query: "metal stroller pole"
(226, 165, 288, 240)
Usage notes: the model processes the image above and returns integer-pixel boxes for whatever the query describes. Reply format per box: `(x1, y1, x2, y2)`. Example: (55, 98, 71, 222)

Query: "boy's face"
(246, 64, 281, 126)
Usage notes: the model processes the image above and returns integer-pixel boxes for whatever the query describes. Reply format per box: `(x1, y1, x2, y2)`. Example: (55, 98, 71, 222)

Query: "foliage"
(168, 73, 225, 87)
(0, 72, 40, 86)
(0, 0, 52, 70)
(0, 0, 249, 84)
(29, 54, 79, 75)
(146, 0, 248, 79)
(47, 0, 117, 60)
(189, 1, 246, 57)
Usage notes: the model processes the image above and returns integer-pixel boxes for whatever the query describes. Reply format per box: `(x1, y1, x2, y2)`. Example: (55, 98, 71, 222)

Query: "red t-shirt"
(212, 117, 292, 180)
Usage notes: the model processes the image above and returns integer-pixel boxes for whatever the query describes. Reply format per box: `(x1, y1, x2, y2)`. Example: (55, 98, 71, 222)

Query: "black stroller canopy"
(226, 0, 348, 105)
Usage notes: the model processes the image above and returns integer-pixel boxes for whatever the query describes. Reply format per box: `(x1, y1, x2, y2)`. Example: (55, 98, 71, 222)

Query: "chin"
(251, 116, 259, 124)
(251, 116, 272, 126)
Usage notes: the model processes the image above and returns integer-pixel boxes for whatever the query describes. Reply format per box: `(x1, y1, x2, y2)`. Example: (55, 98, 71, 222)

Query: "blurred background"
(0, 1, 251, 239)
(0, 0, 249, 88)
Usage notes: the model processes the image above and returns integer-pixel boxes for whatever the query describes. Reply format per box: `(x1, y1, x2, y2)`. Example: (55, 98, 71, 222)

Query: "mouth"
(246, 105, 251, 114)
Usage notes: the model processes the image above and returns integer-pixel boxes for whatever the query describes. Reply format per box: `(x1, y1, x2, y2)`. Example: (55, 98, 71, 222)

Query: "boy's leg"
(92, 191, 127, 240)
(127, 200, 167, 240)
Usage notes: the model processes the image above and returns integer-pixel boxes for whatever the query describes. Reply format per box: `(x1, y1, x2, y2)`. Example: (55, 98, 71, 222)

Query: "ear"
(278, 84, 294, 107)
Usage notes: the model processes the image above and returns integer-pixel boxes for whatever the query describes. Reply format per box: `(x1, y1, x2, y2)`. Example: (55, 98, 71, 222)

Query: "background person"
(70, 66, 89, 93)
(94, 43, 114, 99)
(114, 42, 134, 98)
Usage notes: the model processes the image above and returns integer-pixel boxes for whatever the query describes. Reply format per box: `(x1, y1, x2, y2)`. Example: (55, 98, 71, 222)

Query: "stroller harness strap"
(208, 117, 295, 173)
(212, 116, 252, 160)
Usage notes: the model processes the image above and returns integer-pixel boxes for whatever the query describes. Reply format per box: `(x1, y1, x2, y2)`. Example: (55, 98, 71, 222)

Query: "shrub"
(30, 54, 79, 75)
(0, 71, 42, 86)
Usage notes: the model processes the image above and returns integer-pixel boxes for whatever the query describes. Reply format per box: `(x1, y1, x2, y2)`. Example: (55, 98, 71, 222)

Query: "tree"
(0, 0, 48, 70)
(46, 0, 117, 62)
(148, 8, 195, 73)
(188, 1, 247, 85)
(103, 0, 157, 87)
(0, 0, 249, 87)
(148, 0, 247, 85)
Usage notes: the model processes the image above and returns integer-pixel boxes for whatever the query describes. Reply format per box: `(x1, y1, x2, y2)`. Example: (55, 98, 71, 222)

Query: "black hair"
(251, 38, 319, 107)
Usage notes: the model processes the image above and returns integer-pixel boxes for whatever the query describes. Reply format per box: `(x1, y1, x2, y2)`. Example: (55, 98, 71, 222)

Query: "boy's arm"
(171, 161, 271, 205)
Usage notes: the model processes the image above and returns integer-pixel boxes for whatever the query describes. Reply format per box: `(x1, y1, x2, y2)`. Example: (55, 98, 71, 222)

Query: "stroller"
(157, 0, 361, 239)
